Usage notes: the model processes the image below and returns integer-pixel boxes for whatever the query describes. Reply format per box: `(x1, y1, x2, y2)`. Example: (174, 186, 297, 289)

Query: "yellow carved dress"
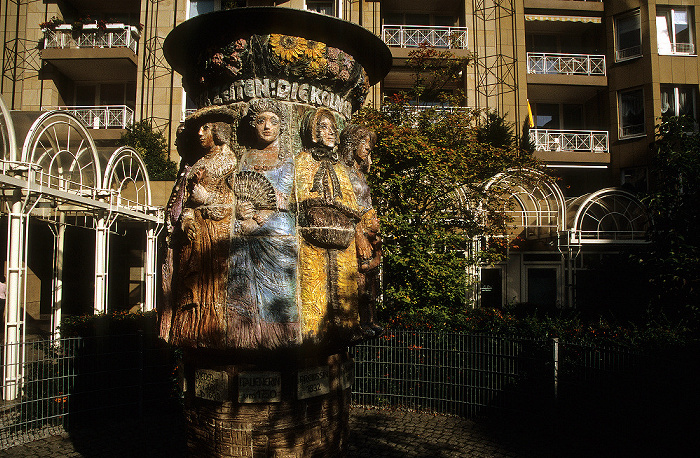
(294, 148, 361, 343)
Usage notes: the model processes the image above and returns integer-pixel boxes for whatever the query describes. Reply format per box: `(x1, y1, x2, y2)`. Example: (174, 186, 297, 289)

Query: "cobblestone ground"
(0, 405, 697, 457)
(0, 407, 547, 458)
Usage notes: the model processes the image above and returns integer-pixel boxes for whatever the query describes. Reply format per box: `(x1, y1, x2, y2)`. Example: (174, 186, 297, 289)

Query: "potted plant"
(39, 16, 64, 31)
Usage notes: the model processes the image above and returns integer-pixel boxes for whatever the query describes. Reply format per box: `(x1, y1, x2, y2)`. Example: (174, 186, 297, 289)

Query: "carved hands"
(236, 200, 273, 234)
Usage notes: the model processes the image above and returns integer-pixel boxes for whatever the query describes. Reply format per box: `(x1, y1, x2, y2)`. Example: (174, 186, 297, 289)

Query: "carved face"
(317, 115, 337, 148)
(254, 111, 281, 146)
(198, 123, 215, 150)
(355, 135, 372, 173)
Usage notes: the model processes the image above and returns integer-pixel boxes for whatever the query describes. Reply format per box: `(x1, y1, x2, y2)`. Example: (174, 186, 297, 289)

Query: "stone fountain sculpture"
(160, 7, 391, 456)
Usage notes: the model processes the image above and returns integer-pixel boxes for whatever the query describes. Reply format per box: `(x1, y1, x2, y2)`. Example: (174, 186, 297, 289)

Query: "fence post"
(552, 337, 559, 400)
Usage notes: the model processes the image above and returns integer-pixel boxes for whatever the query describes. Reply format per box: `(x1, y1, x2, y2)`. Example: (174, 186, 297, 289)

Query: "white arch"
(483, 168, 566, 236)
(568, 188, 650, 244)
(21, 110, 102, 191)
(0, 94, 17, 162)
(103, 146, 152, 209)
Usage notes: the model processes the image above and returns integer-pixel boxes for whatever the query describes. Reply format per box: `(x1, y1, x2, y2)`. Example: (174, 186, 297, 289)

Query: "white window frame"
(304, 0, 341, 19)
(615, 9, 642, 62)
(618, 87, 646, 139)
(660, 85, 698, 119)
(187, 0, 221, 19)
(657, 6, 695, 55)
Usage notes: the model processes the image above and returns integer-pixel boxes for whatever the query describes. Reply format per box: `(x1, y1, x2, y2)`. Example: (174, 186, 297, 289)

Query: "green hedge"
(61, 310, 159, 337)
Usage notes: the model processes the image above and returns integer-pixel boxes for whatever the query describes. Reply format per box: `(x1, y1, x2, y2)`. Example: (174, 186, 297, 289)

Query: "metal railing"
(620, 124, 645, 138)
(43, 25, 139, 53)
(0, 333, 177, 449)
(353, 332, 553, 416)
(382, 25, 468, 49)
(527, 52, 606, 76)
(351, 331, 673, 417)
(0, 330, 690, 447)
(530, 129, 609, 153)
(662, 42, 695, 55)
(47, 105, 134, 129)
(615, 45, 642, 61)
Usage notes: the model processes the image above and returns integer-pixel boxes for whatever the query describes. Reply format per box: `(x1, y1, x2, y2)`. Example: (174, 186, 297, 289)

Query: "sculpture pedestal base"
(183, 351, 353, 457)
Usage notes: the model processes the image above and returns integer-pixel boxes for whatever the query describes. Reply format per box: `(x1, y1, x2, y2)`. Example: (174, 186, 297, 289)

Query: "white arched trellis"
(0, 94, 17, 163)
(22, 110, 102, 192)
(103, 146, 158, 313)
(0, 104, 163, 400)
(483, 168, 566, 240)
(567, 188, 650, 244)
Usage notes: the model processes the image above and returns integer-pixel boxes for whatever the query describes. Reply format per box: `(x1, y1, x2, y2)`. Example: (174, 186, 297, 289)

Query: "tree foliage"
(352, 48, 538, 327)
(638, 116, 700, 321)
(119, 121, 178, 180)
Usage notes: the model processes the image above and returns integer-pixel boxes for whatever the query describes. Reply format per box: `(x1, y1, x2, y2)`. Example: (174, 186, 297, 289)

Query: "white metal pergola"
(0, 95, 163, 400)
(483, 168, 566, 240)
(565, 188, 650, 245)
(473, 170, 650, 308)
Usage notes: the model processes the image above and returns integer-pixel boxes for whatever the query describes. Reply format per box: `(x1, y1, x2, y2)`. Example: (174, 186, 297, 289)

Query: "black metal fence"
(0, 332, 177, 449)
(0, 330, 696, 449)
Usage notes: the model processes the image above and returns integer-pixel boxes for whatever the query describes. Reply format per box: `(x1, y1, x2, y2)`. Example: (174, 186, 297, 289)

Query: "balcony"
(382, 25, 468, 49)
(43, 24, 139, 53)
(527, 53, 605, 76)
(530, 129, 609, 164)
(48, 105, 134, 129)
(531, 129, 608, 153)
(41, 24, 139, 82)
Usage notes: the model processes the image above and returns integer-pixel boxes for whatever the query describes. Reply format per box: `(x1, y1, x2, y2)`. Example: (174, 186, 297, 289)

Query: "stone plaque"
(297, 366, 330, 400)
(195, 369, 229, 402)
(238, 372, 282, 403)
(340, 361, 354, 390)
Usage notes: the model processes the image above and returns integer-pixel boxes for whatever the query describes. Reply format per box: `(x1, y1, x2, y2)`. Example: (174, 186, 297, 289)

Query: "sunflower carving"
(270, 34, 307, 63)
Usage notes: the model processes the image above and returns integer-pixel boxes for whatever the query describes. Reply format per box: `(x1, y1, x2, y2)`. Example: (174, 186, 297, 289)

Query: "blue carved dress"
(226, 152, 300, 349)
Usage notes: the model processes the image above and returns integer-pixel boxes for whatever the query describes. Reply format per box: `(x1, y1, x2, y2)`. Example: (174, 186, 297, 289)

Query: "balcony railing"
(619, 124, 645, 139)
(530, 129, 608, 153)
(527, 52, 606, 76)
(660, 42, 695, 55)
(382, 25, 468, 49)
(43, 24, 139, 53)
(615, 45, 642, 62)
(48, 105, 134, 129)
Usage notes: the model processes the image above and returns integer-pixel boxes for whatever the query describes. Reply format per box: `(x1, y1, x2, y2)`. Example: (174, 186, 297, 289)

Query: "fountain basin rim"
(163, 7, 393, 86)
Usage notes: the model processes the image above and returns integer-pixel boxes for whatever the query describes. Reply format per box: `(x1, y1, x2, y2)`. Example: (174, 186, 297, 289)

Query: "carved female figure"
(340, 124, 382, 336)
(295, 108, 362, 343)
(227, 99, 299, 349)
(167, 108, 238, 348)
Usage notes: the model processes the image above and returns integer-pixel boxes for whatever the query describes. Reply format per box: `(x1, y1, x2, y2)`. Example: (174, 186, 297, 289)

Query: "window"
(615, 10, 642, 61)
(382, 13, 457, 27)
(621, 167, 648, 192)
(188, 0, 219, 19)
(657, 7, 694, 54)
(661, 85, 697, 119)
(535, 103, 560, 128)
(618, 88, 645, 138)
(306, 1, 336, 17)
(74, 83, 136, 108)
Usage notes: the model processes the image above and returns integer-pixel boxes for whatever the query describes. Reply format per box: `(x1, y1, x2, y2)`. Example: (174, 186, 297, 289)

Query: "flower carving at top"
(270, 34, 307, 63)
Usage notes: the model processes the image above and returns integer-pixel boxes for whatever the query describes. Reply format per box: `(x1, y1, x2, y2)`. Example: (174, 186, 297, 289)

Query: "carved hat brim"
(183, 105, 241, 128)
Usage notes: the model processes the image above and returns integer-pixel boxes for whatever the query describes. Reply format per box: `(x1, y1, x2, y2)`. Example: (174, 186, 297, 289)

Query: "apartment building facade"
(0, 0, 694, 317)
